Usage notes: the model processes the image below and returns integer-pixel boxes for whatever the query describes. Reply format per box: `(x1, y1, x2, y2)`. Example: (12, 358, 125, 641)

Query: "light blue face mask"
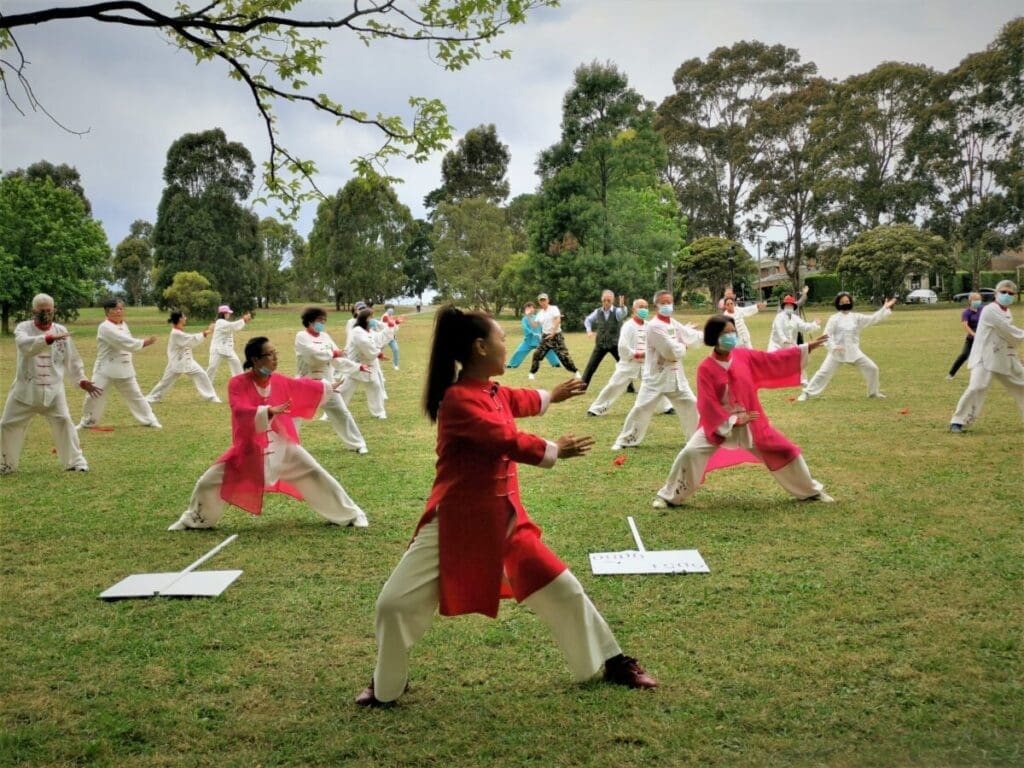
(996, 292, 1015, 307)
(657, 304, 673, 317)
(636, 308, 649, 320)
(312, 321, 326, 333)
(257, 366, 273, 377)
(718, 332, 739, 351)
(369, 319, 379, 329)
(971, 300, 983, 309)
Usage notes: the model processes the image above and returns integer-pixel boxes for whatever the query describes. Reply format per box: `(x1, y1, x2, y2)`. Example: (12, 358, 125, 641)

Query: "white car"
(905, 289, 938, 304)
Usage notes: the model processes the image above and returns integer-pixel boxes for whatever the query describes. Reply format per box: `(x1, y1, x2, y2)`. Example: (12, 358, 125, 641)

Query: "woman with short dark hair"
(652, 315, 833, 508)
(146, 311, 220, 404)
(168, 336, 368, 530)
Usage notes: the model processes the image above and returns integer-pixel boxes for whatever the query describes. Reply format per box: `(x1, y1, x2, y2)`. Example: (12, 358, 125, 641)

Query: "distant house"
(753, 256, 820, 299)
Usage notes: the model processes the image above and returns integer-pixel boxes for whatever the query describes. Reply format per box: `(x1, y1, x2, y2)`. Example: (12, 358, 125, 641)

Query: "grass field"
(1, 303, 1022, 767)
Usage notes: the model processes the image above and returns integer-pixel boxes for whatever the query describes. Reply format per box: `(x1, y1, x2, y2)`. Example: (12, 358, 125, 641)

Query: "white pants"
(589, 367, 674, 416)
(950, 365, 1024, 427)
(321, 390, 367, 451)
(802, 353, 881, 398)
(372, 518, 622, 702)
(338, 376, 387, 419)
(80, 374, 160, 428)
(613, 383, 697, 447)
(170, 440, 366, 529)
(146, 367, 220, 403)
(1, 391, 87, 473)
(207, 350, 243, 382)
(656, 428, 825, 505)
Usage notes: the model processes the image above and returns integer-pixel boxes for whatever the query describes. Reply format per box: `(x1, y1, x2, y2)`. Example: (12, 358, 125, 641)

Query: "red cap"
(782, 295, 797, 306)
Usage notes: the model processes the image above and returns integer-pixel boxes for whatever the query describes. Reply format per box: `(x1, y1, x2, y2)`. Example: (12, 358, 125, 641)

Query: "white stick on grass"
(157, 534, 238, 594)
(627, 516, 646, 552)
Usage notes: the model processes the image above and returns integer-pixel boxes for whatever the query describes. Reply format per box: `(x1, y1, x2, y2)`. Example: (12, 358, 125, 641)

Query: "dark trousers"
(948, 337, 974, 377)
(530, 333, 578, 374)
(582, 345, 620, 385)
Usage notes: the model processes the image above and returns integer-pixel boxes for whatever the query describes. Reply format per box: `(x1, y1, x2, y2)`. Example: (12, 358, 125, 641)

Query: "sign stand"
(589, 517, 709, 575)
(99, 535, 243, 600)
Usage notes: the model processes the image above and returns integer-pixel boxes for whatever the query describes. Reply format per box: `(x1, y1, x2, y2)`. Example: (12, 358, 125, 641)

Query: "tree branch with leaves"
(0, 0, 558, 216)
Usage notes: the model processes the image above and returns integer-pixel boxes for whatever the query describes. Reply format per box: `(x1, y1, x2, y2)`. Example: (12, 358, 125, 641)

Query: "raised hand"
(555, 433, 595, 459)
(550, 378, 588, 403)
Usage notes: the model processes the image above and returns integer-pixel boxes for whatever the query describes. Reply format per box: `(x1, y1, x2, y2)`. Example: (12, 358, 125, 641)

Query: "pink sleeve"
(743, 347, 802, 390)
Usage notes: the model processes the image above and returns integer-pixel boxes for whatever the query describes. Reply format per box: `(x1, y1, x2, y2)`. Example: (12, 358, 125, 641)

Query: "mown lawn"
(1, 302, 1021, 767)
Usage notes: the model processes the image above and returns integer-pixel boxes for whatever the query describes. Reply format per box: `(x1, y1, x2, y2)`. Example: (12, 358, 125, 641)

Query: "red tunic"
(697, 346, 803, 474)
(218, 371, 326, 515)
(415, 376, 567, 618)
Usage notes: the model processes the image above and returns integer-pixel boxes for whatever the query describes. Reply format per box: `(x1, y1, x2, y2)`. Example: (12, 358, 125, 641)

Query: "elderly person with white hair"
(1, 293, 102, 474)
(611, 290, 702, 449)
(949, 280, 1024, 433)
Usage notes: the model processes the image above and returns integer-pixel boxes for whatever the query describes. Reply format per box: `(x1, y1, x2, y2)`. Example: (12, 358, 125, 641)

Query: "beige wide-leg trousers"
(371, 518, 622, 702)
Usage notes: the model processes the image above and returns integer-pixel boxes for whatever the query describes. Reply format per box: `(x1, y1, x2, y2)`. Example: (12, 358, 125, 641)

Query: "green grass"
(1, 303, 1022, 767)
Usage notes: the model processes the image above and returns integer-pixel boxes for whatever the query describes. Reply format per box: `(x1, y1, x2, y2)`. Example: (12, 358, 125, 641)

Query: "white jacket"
(613, 318, 647, 376)
(165, 328, 207, 374)
(768, 311, 819, 352)
(209, 317, 246, 355)
(294, 329, 360, 381)
(725, 304, 759, 348)
(822, 307, 891, 363)
(92, 319, 146, 379)
(968, 303, 1024, 376)
(10, 321, 87, 407)
(642, 316, 702, 392)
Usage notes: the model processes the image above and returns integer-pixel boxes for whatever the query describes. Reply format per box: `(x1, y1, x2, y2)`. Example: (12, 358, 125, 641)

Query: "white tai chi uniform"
(295, 328, 367, 451)
(206, 317, 247, 381)
(950, 302, 1024, 428)
(339, 324, 388, 419)
(801, 306, 892, 399)
(169, 377, 367, 530)
(1, 320, 90, 473)
(768, 311, 820, 384)
(146, 328, 220, 403)
(372, 517, 621, 701)
(79, 319, 161, 428)
(587, 318, 673, 417)
(612, 316, 702, 448)
(726, 304, 760, 348)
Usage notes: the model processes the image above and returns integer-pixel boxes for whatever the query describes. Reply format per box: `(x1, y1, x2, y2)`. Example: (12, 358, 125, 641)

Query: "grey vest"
(593, 309, 623, 349)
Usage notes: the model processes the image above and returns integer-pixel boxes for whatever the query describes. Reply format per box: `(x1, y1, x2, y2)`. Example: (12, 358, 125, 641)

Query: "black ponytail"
(423, 305, 493, 422)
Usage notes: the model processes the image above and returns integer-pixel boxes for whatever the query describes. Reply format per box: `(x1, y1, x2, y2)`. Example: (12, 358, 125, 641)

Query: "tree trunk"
(1, 303, 10, 335)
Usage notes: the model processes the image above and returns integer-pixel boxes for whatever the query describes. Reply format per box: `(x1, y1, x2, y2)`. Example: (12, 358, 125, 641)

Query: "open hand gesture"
(555, 434, 595, 459)
(550, 378, 588, 403)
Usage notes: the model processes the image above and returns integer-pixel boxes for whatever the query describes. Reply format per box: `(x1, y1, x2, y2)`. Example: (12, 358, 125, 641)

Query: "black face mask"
(838, 303, 853, 312)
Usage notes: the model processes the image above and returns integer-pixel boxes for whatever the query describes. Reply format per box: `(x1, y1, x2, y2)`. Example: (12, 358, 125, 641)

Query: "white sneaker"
(814, 492, 835, 503)
(167, 515, 190, 531)
(651, 497, 668, 509)
(528, 373, 536, 380)
(611, 443, 623, 451)
(356, 446, 369, 455)
(945, 374, 954, 381)
(319, 413, 329, 421)
(796, 393, 808, 402)
(350, 512, 369, 528)
(869, 392, 887, 399)
(393, 366, 399, 371)
(574, 371, 583, 380)
(147, 421, 163, 429)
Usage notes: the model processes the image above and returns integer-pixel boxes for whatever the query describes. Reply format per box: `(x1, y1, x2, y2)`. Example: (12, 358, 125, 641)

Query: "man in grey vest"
(581, 290, 628, 386)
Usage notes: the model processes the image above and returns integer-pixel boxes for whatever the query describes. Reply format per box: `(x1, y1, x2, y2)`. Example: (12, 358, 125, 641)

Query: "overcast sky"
(1, 0, 1020, 252)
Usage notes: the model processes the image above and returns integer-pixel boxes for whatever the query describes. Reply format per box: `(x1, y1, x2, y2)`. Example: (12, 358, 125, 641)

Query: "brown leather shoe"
(354, 682, 393, 708)
(603, 654, 658, 689)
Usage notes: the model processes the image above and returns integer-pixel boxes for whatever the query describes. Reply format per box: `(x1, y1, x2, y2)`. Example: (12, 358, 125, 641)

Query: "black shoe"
(949, 423, 964, 433)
